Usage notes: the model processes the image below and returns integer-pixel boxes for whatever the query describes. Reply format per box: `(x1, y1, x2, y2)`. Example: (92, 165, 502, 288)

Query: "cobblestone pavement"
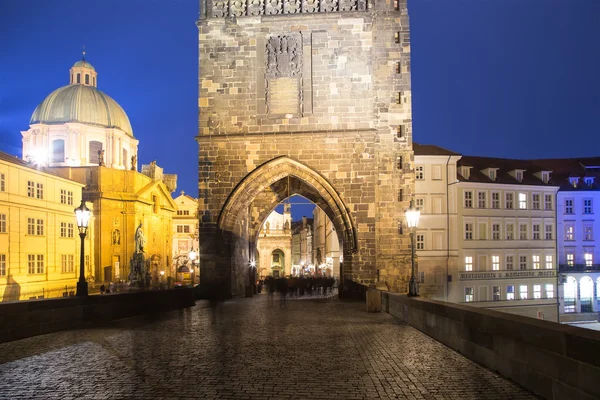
(0, 294, 537, 400)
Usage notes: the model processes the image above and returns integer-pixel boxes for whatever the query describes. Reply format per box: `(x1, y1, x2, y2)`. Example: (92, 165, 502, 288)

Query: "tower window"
(85, 74, 89, 85)
(77, 73, 81, 83)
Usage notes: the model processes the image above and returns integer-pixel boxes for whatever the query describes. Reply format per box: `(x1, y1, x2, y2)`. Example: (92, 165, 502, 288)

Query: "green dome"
(72, 60, 95, 70)
(30, 84, 133, 137)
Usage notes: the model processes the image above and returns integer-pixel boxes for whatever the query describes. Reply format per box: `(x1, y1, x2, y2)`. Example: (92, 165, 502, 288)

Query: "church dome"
(72, 60, 95, 70)
(30, 84, 134, 137)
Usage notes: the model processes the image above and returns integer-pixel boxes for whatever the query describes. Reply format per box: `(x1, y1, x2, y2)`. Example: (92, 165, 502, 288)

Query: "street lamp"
(74, 200, 91, 296)
(405, 199, 420, 296)
(188, 248, 198, 285)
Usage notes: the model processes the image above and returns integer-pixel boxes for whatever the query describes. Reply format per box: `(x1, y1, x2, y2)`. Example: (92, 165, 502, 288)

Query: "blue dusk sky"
(0, 0, 598, 221)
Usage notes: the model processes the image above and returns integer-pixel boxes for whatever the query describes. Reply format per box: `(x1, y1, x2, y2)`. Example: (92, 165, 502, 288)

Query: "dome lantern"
(69, 47, 97, 87)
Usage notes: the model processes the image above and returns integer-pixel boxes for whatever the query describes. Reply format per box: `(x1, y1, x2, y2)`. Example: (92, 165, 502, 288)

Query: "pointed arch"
(217, 156, 357, 252)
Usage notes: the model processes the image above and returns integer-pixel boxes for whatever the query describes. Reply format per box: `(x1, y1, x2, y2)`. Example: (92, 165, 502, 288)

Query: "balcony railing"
(204, 0, 369, 18)
(558, 263, 600, 272)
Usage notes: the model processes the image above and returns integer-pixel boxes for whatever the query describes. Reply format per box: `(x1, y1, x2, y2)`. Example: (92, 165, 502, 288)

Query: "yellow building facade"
(0, 152, 92, 301)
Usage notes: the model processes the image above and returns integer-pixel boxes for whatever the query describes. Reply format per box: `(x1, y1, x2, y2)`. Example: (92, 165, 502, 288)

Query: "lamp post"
(405, 199, 420, 296)
(74, 200, 91, 296)
(188, 248, 197, 285)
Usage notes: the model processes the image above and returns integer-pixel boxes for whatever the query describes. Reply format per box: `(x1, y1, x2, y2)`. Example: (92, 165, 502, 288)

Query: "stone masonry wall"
(198, 0, 415, 295)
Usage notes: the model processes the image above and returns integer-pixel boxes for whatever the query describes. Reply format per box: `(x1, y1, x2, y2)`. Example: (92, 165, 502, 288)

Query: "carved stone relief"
(266, 35, 303, 79)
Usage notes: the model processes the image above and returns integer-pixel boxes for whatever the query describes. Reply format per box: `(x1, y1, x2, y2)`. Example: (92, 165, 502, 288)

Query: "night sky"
(1, 0, 598, 221)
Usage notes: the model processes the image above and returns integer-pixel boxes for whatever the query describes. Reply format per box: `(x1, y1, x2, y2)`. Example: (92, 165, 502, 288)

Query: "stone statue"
(131, 154, 137, 171)
(134, 222, 145, 254)
(112, 229, 120, 245)
(98, 150, 105, 166)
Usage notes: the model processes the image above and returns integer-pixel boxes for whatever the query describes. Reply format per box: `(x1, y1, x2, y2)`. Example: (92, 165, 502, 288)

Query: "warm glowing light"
(74, 200, 91, 234)
(29, 148, 49, 166)
(188, 249, 197, 261)
(160, 271, 165, 276)
(405, 200, 420, 229)
(250, 260, 256, 267)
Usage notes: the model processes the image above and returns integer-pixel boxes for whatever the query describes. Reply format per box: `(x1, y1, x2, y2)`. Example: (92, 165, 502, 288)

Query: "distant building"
(256, 204, 292, 278)
(291, 216, 314, 275)
(172, 191, 200, 283)
(312, 206, 340, 278)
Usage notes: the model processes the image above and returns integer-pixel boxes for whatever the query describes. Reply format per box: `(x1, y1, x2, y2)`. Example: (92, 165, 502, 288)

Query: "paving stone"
(0, 294, 537, 399)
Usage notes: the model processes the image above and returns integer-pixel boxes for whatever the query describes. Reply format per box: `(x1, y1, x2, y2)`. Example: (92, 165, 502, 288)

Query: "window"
(28, 254, 44, 274)
(27, 181, 34, 197)
(506, 255, 514, 270)
(507, 285, 515, 300)
(177, 210, 191, 216)
(585, 253, 593, 267)
(177, 225, 191, 233)
(397, 156, 403, 170)
(52, 139, 65, 163)
(566, 253, 574, 266)
(76, 73, 81, 83)
(0, 213, 5, 233)
(532, 194, 540, 210)
(415, 198, 424, 211)
(519, 224, 528, 240)
(415, 165, 423, 179)
(564, 277, 577, 312)
(492, 286, 500, 301)
(489, 170, 497, 181)
(519, 256, 527, 270)
(416, 234, 424, 250)
(465, 287, 474, 302)
(506, 223, 514, 240)
(518, 193, 527, 209)
(519, 285, 528, 300)
(585, 177, 595, 186)
(542, 172, 550, 183)
(584, 199, 593, 214)
(545, 255, 553, 269)
(419, 271, 425, 283)
(492, 224, 500, 240)
(584, 223, 593, 241)
(533, 284, 542, 299)
(545, 224, 553, 240)
(565, 223, 575, 241)
(60, 189, 74, 205)
(28, 181, 44, 199)
(532, 224, 540, 240)
(478, 192, 486, 208)
(465, 223, 473, 240)
(89, 141, 103, 164)
(0, 254, 5, 276)
(0, 173, 5, 192)
(464, 191, 473, 208)
(27, 218, 44, 236)
(565, 199, 574, 214)
(545, 284, 554, 298)
(85, 74, 90, 85)
(60, 222, 74, 238)
(515, 171, 523, 182)
(544, 194, 552, 210)
(464, 256, 473, 271)
(532, 255, 540, 269)
(61, 254, 74, 273)
(491, 192, 500, 209)
(492, 255, 500, 271)
(505, 193, 513, 209)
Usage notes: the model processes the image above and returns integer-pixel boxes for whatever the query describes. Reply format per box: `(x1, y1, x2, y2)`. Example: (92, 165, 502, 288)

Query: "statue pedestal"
(128, 253, 146, 288)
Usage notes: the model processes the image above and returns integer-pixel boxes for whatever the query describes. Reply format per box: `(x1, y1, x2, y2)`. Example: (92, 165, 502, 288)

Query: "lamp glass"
(405, 201, 420, 229)
(188, 249, 197, 261)
(74, 201, 91, 228)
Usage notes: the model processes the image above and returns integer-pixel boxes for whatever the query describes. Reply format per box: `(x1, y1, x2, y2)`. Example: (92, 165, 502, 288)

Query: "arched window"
(88, 141, 103, 164)
(52, 139, 65, 163)
(580, 276, 593, 312)
(564, 276, 577, 313)
(85, 74, 89, 85)
(153, 195, 159, 213)
(77, 73, 81, 83)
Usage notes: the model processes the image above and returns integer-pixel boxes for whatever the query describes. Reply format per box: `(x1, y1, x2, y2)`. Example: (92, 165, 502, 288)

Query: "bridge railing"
(380, 291, 600, 400)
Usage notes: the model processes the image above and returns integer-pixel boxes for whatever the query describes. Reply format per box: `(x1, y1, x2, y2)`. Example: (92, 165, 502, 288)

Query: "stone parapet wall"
(0, 289, 196, 344)
(382, 292, 600, 400)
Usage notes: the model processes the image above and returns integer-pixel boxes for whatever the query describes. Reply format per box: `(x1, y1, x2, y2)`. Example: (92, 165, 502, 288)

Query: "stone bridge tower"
(197, 0, 415, 297)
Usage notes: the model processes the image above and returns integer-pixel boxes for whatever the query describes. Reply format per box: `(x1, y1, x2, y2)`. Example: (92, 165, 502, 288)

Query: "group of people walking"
(258, 276, 337, 304)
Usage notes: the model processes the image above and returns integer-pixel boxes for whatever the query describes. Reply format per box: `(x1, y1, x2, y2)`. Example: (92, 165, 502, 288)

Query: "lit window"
(505, 223, 514, 240)
(465, 287, 474, 302)
(545, 284, 554, 298)
(584, 199, 593, 214)
(519, 224, 527, 240)
(464, 191, 473, 208)
(505, 255, 514, 270)
(492, 286, 500, 301)
(544, 194, 552, 210)
(518, 193, 527, 209)
(478, 192, 486, 208)
(519, 284, 528, 299)
(491, 192, 500, 209)
(545, 225, 552, 240)
(566, 253, 574, 266)
(416, 234, 424, 250)
(533, 224, 540, 240)
(545, 255, 553, 269)
(505, 193, 514, 209)
(415, 165, 424, 180)
(532, 194, 540, 210)
(0, 254, 5, 276)
(465, 223, 473, 240)
(492, 255, 500, 271)
(0, 214, 6, 233)
(464, 256, 473, 271)
(585, 253, 593, 267)
(519, 256, 527, 270)
(492, 224, 500, 240)
(532, 255, 540, 269)
(507, 285, 515, 300)
(565, 199, 574, 214)
(565, 223, 574, 241)
(533, 284, 541, 299)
